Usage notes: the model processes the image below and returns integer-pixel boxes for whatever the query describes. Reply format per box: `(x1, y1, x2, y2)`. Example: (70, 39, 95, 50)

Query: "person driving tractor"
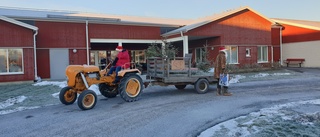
(107, 45, 130, 83)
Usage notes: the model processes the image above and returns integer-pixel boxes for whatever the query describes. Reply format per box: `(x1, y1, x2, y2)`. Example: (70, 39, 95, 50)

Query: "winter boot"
(216, 88, 222, 96)
(222, 88, 232, 96)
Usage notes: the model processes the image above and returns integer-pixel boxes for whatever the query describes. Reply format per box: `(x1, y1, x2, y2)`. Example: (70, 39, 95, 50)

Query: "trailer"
(145, 57, 217, 94)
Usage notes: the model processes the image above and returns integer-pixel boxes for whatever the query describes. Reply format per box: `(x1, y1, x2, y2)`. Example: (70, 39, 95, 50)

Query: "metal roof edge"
(0, 15, 38, 30)
(7, 16, 181, 28)
(272, 19, 320, 31)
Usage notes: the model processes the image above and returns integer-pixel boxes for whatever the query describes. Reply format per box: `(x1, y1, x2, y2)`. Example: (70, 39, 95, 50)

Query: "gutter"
(86, 20, 90, 65)
(33, 29, 39, 82)
(280, 26, 283, 66)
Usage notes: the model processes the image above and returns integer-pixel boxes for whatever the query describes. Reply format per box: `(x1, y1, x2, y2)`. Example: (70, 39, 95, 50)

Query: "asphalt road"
(1, 68, 320, 137)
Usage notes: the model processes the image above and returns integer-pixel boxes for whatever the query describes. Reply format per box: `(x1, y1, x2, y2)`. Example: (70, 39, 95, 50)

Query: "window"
(0, 49, 23, 74)
(195, 48, 205, 63)
(131, 50, 146, 64)
(246, 48, 251, 57)
(225, 46, 238, 64)
(258, 46, 268, 62)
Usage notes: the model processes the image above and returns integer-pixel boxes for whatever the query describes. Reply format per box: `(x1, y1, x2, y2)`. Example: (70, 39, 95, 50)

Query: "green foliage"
(145, 43, 162, 58)
(196, 43, 212, 72)
(145, 40, 178, 59)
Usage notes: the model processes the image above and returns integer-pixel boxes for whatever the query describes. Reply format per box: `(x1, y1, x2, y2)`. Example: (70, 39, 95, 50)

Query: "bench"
(284, 58, 305, 67)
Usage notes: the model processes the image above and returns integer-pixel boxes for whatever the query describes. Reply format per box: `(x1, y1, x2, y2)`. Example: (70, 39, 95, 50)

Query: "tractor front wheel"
(59, 86, 77, 105)
(77, 90, 97, 110)
(118, 74, 143, 102)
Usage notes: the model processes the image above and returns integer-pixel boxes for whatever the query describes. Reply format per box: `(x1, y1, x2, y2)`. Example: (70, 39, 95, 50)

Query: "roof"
(272, 18, 320, 31)
(0, 15, 38, 30)
(0, 6, 187, 27)
(162, 6, 276, 37)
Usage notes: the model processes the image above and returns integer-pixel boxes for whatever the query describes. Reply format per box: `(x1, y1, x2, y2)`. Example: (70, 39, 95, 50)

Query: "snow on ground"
(0, 96, 39, 115)
(0, 96, 27, 109)
(198, 99, 320, 137)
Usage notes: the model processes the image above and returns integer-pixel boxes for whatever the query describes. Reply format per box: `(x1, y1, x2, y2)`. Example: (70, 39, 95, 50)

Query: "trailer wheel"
(174, 85, 187, 90)
(77, 90, 97, 110)
(99, 83, 118, 98)
(59, 86, 77, 105)
(118, 73, 143, 102)
(194, 79, 209, 94)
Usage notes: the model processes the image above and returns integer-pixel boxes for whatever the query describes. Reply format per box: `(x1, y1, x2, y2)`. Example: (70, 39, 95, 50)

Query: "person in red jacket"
(107, 45, 130, 83)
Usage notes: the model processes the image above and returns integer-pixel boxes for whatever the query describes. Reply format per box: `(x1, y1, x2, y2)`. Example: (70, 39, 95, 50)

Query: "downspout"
(271, 46, 274, 67)
(180, 31, 188, 57)
(280, 26, 283, 66)
(86, 20, 90, 65)
(33, 30, 39, 82)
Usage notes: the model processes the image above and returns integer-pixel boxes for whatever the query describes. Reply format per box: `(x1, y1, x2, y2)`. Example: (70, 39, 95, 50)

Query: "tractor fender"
(118, 69, 141, 77)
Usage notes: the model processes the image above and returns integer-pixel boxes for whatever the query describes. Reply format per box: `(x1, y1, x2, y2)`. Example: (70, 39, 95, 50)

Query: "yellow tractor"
(59, 64, 143, 110)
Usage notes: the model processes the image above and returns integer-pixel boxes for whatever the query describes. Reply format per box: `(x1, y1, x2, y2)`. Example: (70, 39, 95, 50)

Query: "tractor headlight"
(88, 73, 97, 78)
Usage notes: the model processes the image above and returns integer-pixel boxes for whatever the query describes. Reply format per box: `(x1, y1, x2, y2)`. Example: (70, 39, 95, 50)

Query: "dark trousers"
(217, 78, 228, 89)
(107, 66, 122, 81)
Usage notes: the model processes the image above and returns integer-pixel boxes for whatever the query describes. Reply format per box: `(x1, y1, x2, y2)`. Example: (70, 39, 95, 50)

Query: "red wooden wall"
(89, 24, 162, 39)
(0, 20, 34, 46)
(0, 49, 35, 82)
(0, 20, 35, 82)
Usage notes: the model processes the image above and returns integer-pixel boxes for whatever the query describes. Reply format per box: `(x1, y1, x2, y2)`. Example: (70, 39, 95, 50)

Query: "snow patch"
(0, 106, 40, 115)
(33, 81, 67, 88)
(199, 99, 320, 137)
(0, 96, 27, 109)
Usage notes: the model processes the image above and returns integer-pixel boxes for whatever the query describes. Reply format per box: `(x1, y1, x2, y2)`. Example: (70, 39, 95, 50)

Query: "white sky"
(0, 0, 320, 21)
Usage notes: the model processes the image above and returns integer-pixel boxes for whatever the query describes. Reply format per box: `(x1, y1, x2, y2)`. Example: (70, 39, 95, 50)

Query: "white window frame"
(0, 48, 24, 75)
(257, 45, 268, 63)
(225, 46, 238, 64)
(246, 48, 251, 57)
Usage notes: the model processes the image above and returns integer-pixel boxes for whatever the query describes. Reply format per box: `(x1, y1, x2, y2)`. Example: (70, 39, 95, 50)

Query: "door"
(50, 49, 69, 80)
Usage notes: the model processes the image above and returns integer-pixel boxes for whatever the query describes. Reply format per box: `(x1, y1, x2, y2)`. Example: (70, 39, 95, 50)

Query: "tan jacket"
(214, 52, 226, 79)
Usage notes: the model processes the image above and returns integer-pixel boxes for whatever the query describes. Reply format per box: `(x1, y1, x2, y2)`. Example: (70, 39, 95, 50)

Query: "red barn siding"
(36, 49, 50, 79)
(0, 48, 34, 82)
(271, 27, 281, 46)
(0, 20, 34, 47)
(187, 10, 272, 45)
(282, 24, 320, 43)
(238, 46, 257, 65)
(89, 24, 161, 39)
(69, 49, 87, 65)
(273, 47, 280, 62)
(35, 21, 86, 49)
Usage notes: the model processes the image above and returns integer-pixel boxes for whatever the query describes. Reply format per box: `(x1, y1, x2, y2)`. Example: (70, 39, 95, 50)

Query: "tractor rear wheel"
(174, 85, 187, 90)
(194, 79, 209, 94)
(118, 73, 143, 102)
(77, 90, 97, 110)
(98, 83, 118, 98)
(59, 86, 77, 105)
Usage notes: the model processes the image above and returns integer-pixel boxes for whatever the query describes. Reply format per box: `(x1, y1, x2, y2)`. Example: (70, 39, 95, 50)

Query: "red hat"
(115, 45, 123, 51)
(219, 46, 227, 52)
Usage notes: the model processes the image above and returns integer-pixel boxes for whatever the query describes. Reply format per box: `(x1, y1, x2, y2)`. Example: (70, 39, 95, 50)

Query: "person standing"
(214, 47, 232, 96)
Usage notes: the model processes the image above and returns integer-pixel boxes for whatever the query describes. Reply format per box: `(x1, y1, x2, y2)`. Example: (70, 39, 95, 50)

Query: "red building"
(1, 6, 312, 82)
(0, 16, 38, 82)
